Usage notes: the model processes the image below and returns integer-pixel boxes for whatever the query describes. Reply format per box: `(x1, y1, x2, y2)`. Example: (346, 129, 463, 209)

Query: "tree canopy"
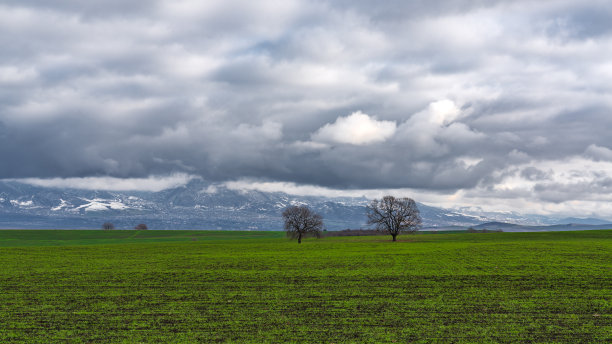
(282, 206, 323, 243)
(366, 196, 422, 241)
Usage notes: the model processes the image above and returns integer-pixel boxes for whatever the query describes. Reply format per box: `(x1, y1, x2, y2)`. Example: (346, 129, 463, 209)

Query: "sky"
(2, 0, 612, 217)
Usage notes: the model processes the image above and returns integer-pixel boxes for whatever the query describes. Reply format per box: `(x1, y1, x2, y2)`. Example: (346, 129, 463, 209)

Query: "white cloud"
(465, 157, 612, 207)
(289, 140, 330, 152)
(202, 185, 218, 194)
(224, 179, 413, 199)
(0, 66, 37, 84)
(9, 174, 196, 192)
(411, 99, 462, 126)
(312, 111, 396, 145)
(584, 144, 612, 161)
(396, 99, 482, 157)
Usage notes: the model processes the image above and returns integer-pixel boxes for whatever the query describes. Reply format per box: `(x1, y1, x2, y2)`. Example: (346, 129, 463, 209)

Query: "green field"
(0, 230, 610, 343)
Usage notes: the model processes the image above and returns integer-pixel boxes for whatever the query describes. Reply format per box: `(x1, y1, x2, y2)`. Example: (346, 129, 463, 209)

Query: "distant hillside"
(0, 179, 482, 230)
(473, 222, 612, 232)
(1, 179, 611, 231)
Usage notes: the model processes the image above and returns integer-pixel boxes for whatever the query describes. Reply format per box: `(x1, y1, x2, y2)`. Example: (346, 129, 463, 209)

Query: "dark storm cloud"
(2, 0, 612, 212)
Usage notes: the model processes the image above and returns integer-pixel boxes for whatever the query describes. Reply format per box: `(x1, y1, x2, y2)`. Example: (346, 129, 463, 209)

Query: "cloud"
(520, 166, 551, 181)
(585, 144, 612, 161)
(10, 174, 196, 192)
(411, 99, 462, 126)
(224, 179, 431, 200)
(465, 157, 612, 204)
(2, 0, 612, 217)
(312, 111, 396, 145)
(395, 99, 483, 157)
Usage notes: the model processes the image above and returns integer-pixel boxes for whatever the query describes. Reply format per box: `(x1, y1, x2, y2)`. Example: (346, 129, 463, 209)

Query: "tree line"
(283, 195, 422, 243)
(102, 223, 148, 230)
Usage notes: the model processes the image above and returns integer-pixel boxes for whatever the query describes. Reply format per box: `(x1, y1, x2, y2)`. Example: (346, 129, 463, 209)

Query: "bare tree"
(102, 222, 115, 230)
(366, 196, 422, 242)
(282, 206, 323, 243)
(134, 223, 148, 230)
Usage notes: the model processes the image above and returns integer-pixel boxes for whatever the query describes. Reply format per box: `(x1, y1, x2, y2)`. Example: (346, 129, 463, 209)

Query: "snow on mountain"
(73, 198, 132, 212)
(0, 179, 610, 230)
(11, 200, 35, 207)
(51, 199, 69, 211)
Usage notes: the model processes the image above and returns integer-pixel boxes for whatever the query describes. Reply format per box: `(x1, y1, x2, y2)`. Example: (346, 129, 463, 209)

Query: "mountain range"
(0, 179, 610, 231)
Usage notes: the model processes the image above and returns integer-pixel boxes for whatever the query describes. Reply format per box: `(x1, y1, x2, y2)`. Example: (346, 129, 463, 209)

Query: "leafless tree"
(134, 223, 148, 230)
(282, 205, 323, 243)
(366, 196, 422, 242)
(102, 222, 115, 230)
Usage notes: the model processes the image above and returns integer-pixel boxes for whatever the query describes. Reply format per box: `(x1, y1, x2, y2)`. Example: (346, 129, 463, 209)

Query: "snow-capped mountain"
(0, 179, 369, 229)
(0, 179, 609, 230)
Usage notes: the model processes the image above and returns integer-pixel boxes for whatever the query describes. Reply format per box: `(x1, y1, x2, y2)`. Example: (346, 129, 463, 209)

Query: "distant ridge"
(1, 179, 611, 231)
(557, 217, 612, 225)
(472, 222, 612, 232)
(474, 222, 521, 229)
(0, 179, 476, 230)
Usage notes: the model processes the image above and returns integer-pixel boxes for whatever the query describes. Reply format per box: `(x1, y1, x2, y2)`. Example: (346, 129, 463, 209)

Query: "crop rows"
(0, 230, 610, 342)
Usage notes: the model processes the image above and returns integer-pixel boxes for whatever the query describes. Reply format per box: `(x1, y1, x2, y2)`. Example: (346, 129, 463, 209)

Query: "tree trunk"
(298, 233, 302, 244)
(392, 233, 397, 242)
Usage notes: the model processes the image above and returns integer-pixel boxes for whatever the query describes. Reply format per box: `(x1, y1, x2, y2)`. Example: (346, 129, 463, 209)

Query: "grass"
(0, 229, 285, 247)
(0, 229, 610, 343)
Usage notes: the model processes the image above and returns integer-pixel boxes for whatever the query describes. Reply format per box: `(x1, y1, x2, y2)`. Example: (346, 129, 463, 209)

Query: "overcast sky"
(2, 0, 612, 217)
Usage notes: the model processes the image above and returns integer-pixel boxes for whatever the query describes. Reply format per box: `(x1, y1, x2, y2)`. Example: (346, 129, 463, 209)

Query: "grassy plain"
(0, 229, 610, 343)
